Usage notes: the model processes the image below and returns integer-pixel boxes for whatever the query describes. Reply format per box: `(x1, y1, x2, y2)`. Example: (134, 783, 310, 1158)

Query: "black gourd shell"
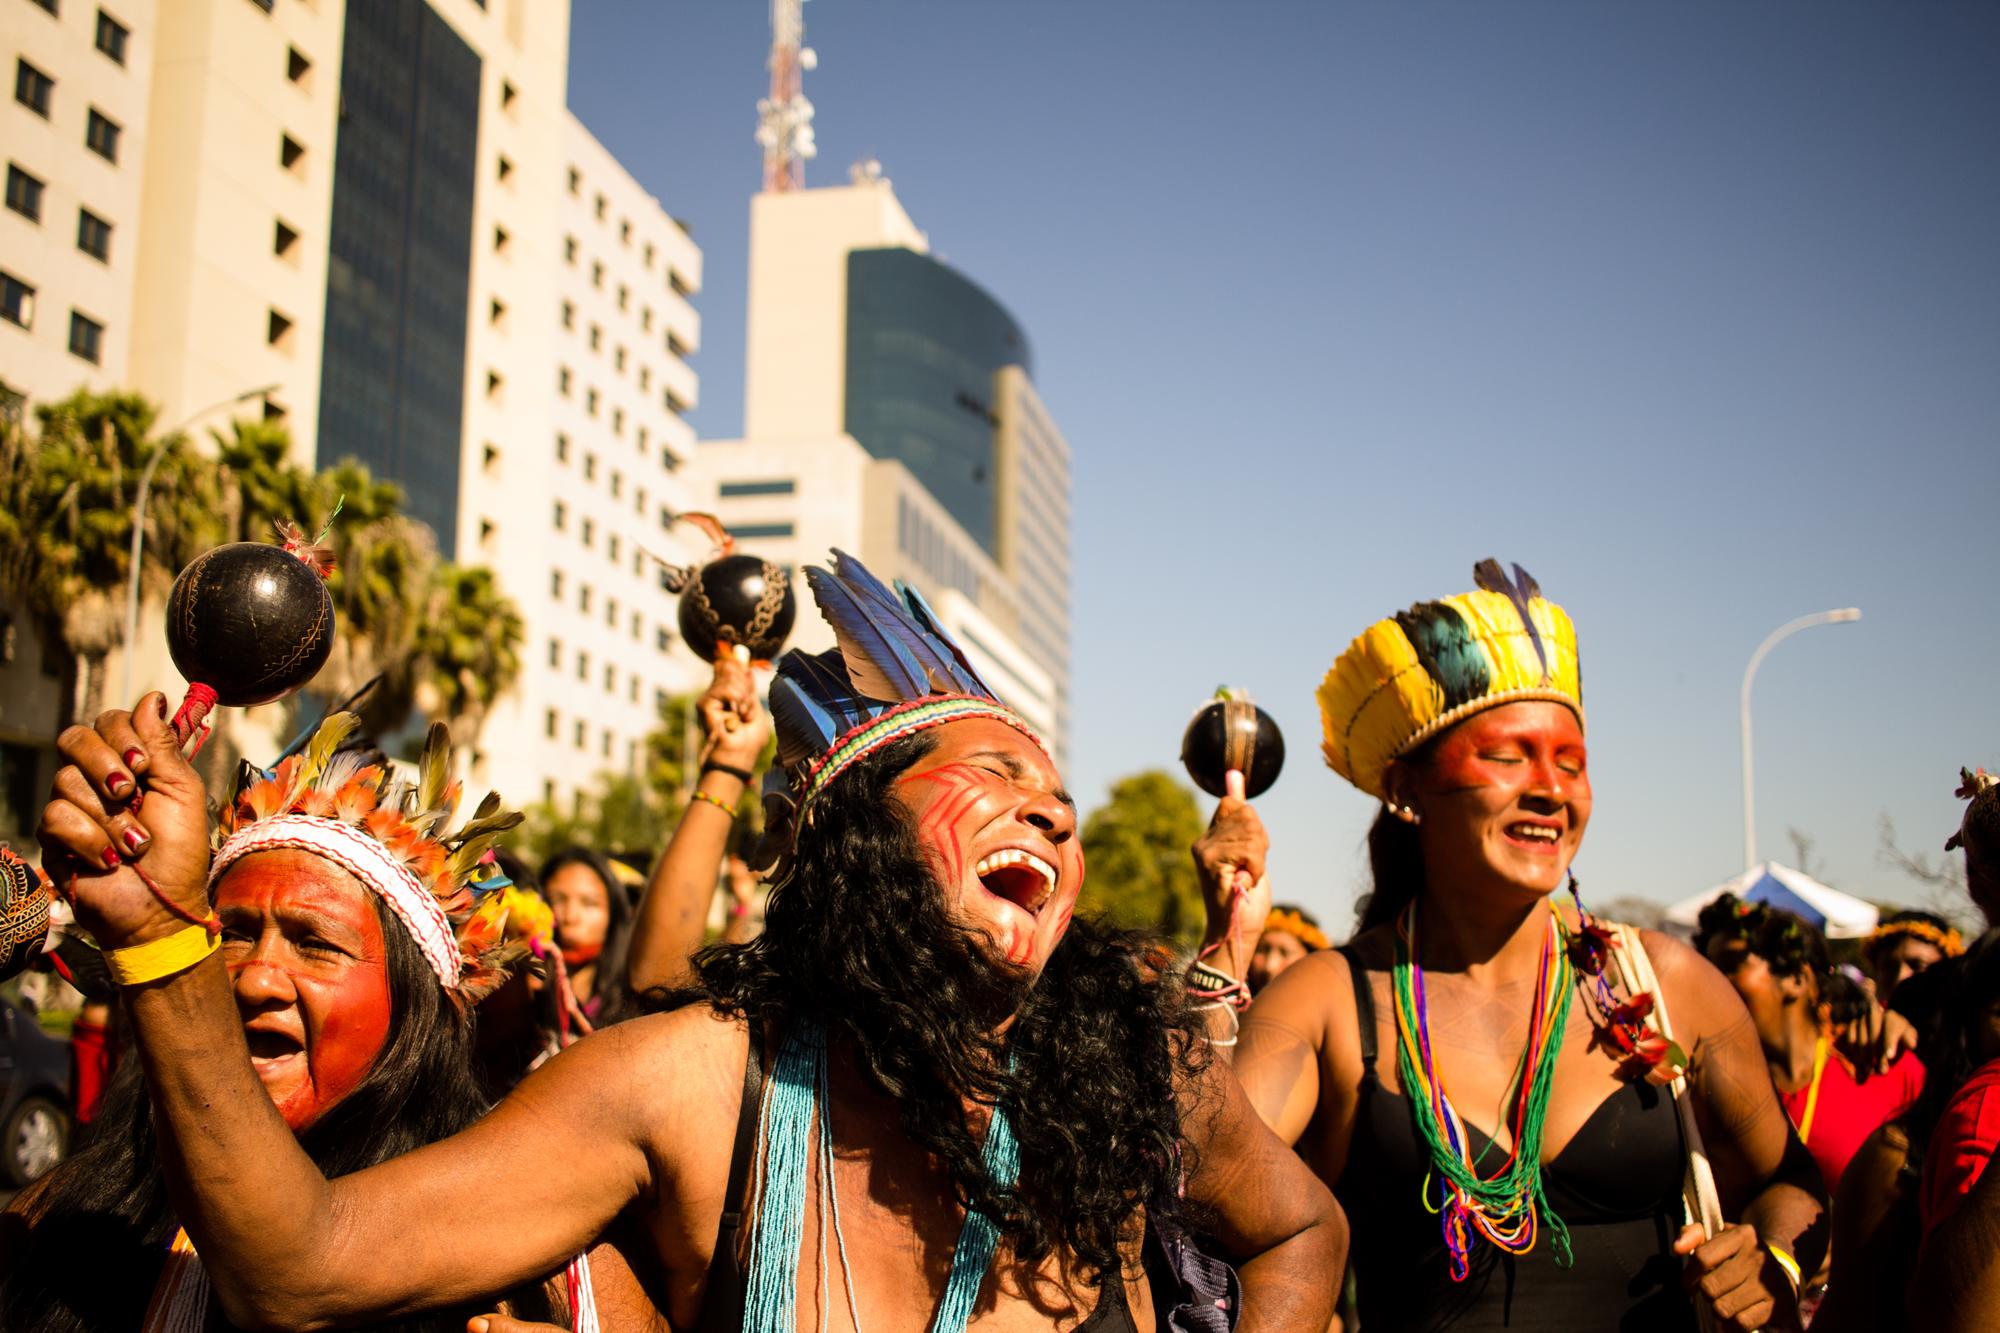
(676, 554, 797, 661)
(1181, 697, 1286, 799)
(165, 543, 335, 707)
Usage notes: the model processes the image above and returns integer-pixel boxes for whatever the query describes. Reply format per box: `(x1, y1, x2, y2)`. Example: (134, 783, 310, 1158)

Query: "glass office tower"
(316, 0, 481, 550)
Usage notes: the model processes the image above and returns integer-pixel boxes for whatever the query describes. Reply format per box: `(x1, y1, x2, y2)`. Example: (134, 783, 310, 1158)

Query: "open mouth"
(244, 1027, 305, 1076)
(973, 849, 1057, 917)
(1504, 821, 1563, 850)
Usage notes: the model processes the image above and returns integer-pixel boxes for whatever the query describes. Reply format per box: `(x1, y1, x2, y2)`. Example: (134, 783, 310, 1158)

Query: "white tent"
(1664, 862, 1881, 940)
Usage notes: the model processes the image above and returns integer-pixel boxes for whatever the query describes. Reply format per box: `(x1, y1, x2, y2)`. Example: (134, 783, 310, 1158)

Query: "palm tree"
(412, 563, 522, 764)
(4, 391, 219, 722)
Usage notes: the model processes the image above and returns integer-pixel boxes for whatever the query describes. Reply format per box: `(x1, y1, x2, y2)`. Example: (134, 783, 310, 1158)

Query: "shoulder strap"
(1336, 946, 1378, 1070)
(693, 1027, 765, 1333)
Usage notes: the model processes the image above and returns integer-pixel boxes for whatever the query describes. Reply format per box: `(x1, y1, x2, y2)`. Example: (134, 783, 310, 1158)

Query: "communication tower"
(755, 0, 817, 193)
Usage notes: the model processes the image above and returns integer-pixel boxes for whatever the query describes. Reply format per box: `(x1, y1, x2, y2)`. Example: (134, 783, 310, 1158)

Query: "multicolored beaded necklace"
(1392, 903, 1577, 1281)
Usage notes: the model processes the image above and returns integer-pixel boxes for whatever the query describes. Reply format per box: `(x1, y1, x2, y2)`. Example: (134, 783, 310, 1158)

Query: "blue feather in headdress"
(1395, 602, 1491, 711)
(896, 579, 998, 698)
(828, 550, 966, 694)
(1473, 557, 1551, 682)
(804, 564, 933, 703)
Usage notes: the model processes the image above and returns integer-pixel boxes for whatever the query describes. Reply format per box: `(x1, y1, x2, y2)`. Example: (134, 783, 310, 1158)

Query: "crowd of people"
(2, 550, 1994, 1332)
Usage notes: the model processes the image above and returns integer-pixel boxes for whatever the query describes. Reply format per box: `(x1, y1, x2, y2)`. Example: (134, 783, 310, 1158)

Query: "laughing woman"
(1189, 561, 1828, 1332)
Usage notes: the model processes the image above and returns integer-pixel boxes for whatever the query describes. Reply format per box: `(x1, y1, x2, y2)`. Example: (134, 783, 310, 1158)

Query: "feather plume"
(805, 566, 931, 701)
(331, 768, 383, 823)
(826, 551, 970, 694)
(769, 674, 844, 768)
(287, 713, 358, 807)
(446, 807, 522, 851)
(414, 724, 451, 829)
(1395, 603, 1492, 710)
(240, 776, 289, 824)
(1473, 558, 1551, 682)
(898, 580, 998, 697)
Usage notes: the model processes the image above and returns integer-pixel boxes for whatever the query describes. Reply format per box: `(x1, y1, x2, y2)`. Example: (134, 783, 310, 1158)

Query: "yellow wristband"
(105, 924, 220, 987)
(1765, 1242, 1803, 1300)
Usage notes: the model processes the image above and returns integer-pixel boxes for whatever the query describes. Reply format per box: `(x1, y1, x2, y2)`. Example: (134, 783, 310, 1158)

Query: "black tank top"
(694, 1035, 1144, 1332)
(1334, 946, 1699, 1332)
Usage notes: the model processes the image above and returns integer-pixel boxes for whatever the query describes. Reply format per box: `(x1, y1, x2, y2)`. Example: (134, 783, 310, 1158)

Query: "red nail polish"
(101, 847, 121, 868)
(123, 828, 148, 853)
(123, 748, 147, 771)
(107, 773, 132, 799)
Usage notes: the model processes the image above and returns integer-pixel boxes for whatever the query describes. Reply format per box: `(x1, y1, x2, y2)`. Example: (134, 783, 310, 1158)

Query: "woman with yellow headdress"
(1188, 560, 1829, 1332)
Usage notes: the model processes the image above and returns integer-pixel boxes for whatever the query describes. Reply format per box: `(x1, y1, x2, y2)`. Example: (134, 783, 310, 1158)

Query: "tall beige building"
(0, 0, 709, 826)
(692, 169, 1073, 761)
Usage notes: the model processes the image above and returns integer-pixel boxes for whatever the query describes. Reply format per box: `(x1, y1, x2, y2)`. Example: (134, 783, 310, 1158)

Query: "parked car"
(0, 997, 70, 1186)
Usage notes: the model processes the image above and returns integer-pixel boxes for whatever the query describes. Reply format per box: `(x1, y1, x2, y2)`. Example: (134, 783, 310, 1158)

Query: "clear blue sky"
(569, 2, 2000, 929)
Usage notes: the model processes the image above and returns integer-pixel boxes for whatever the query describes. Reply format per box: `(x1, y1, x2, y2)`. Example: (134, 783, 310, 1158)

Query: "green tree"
(413, 562, 523, 757)
(1079, 769, 1207, 944)
(0, 390, 220, 722)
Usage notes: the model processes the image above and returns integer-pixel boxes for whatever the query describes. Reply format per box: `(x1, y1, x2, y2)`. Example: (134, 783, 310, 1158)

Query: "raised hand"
(37, 692, 215, 949)
(1192, 769, 1273, 978)
(696, 653, 771, 774)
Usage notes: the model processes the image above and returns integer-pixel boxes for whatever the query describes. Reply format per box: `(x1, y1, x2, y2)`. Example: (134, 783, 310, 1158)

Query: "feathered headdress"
(756, 550, 1046, 870)
(1316, 559, 1584, 800)
(212, 715, 524, 997)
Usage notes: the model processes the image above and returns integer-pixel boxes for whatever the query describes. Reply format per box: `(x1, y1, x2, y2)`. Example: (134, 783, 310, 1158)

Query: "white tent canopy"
(1664, 862, 1881, 940)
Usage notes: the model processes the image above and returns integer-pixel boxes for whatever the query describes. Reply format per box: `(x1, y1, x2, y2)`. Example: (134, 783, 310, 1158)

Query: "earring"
(1386, 801, 1421, 825)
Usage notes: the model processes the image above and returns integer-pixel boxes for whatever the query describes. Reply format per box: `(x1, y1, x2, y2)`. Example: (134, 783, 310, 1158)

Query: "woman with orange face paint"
(1, 719, 582, 1333)
(1192, 560, 1829, 1333)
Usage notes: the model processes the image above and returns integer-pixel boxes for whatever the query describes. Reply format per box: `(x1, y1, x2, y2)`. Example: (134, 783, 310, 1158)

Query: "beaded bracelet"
(691, 789, 737, 817)
(105, 924, 220, 987)
(1765, 1243, 1803, 1302)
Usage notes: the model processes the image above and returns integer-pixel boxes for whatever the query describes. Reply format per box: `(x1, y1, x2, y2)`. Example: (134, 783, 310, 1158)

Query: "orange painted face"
(1396, 700, 1591, 903)
(893, 717, 1085, 977)
(547, 863, 612, 967)
(216, 849, 393, 1132)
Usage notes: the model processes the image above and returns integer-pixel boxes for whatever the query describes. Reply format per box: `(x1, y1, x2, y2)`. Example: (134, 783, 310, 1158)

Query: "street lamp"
(120, 385, 281, 701)
(1740, 607, 1862, 870)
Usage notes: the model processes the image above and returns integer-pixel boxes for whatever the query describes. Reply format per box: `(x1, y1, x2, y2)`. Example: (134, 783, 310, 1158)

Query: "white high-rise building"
(0, 0, 709, 826)
(691, 171, 1073, 762)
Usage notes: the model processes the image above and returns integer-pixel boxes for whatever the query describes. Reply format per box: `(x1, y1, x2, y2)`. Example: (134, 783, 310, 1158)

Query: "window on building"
(607, 533, 621, 563)
(496, 154, 513, 185)
(267, 308, 294, 351)
(482, 442, 500, 473)
(583, 453, 598, 480)
(606, 594, 618, 626)
(637, 366, 651, 392)
(601, 729, 612, 759)
(485, 369, 502, 400)
(557, 365, 571, 396)
(0, 271, 34, 329)
(492, 223, 510, 255)
(579, 584, 592, 613)
(279, 133, 305, 175)
(619, 219, 631, 245)
(668, 268, 693, 298)
(84, 108, 121, 162)
(588, 323, 601, 351)
(28, 0, 57, 16)
(96, 10, 129, 64)
(628, 678, 639, 704)
(567, 166, 580, 195)
(542, 778, 554, 805)
(500, 78, 518, 113)
(590, 261, 603, 289)
(544, 708, 557, 738)
(273, 218, 300, 260)
(593, 192, 606, 220)
(656, 626, 671, 653)
(560, 299, 574, 330)
(719, 479, 798, 498)
(635, 486, 647, 515)
(614, 345, 628, 373)
(478, 516, 494, 546)
(573, 719, 586, 750)
(655, 688, 669, 713)
(616, 284, 629, 311)
(584, 388, 599, 417)
(581, 517, 594, 548)
(555, 431, 570, 462)
(636, 425, 649, 450)
(5, 165, 44, 223)
(552, 500, 566, 530)
(609, 470, 624, 499)
(663, 389, 688, 418)
(547, 638, 560, 668)
(563, 234, 577, 264)
(576, 650, 589, 681)
(68, 309, 103, 364)
(631, 611, 642, 640)
(666, 331, 691, 360)
(610, 407, 624, 437)
(550, 568, 564, 599)
(640, 306, 653, 332)
(15, 60, 53, 118)
(729, 521, 796, 540)
(489, 297, 506, 328)
(603, 663, 614, 692)
(286, 44, 311, 85)
(660, 447, 681, 473)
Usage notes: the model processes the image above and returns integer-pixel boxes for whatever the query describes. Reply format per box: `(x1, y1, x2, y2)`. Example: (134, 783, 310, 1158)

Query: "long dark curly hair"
(1693, 893, 1868, 1024)
(661, 732, 1211, 1288)
(0, 895, 560, 1333)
